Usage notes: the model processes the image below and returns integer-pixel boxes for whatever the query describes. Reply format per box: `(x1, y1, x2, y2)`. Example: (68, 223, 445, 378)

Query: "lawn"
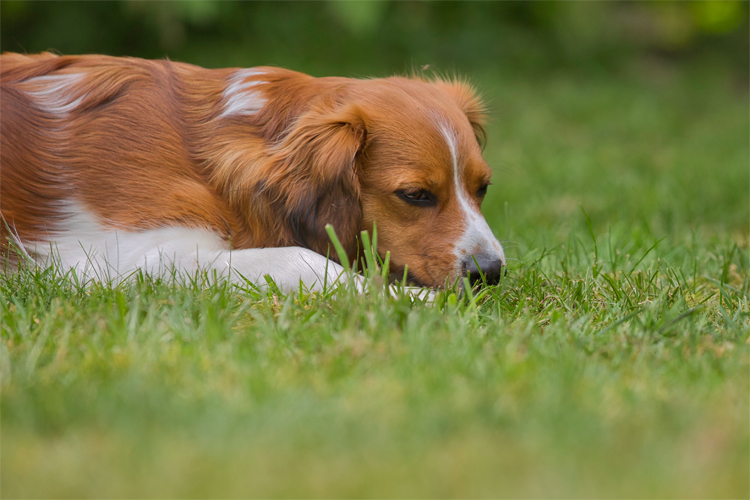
(2, 62, 748, 498)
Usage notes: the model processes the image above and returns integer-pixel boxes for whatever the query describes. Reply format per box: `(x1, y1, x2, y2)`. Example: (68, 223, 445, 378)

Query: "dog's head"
(229, 75, 505, 288)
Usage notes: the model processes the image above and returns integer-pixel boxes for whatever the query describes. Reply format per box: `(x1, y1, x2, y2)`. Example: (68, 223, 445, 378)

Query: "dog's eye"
(397, 189, 436, 206)
(477, 184, 490, 198)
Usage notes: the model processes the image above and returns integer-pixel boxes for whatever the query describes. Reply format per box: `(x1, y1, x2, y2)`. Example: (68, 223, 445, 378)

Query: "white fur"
(26, 202, 347, 293)
(439, 122, 505, 271)
(20, 73, 86, 116)
(220, 68, 267, 118)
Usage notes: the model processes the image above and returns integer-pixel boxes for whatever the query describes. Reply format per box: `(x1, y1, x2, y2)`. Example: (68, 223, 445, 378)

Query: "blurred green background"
(1, 0, 747, 76)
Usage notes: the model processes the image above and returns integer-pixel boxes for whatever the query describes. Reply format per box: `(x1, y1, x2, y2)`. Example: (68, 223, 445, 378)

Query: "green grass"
(2, 63, 748, 498)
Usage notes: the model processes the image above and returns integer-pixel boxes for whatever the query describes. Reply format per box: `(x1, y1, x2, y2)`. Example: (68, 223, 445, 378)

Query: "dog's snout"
(463, 254, 504, 286)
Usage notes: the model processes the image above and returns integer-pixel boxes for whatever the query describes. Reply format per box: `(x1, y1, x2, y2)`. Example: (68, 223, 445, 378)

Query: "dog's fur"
(1, 53, 505, 291)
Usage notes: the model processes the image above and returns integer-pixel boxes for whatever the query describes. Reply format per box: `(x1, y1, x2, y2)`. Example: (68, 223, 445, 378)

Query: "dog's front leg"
(197, 246, 354, 294)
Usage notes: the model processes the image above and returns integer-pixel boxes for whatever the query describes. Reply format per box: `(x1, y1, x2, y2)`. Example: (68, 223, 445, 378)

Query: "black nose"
(463, 254, 504, 286)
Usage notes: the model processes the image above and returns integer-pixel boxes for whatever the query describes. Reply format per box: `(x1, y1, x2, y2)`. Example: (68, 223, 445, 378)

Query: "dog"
(0, 52, 505, 292)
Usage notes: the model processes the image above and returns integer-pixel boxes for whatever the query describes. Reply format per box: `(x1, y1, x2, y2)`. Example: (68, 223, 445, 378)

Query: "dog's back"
(1, 53, 247, 258)
(1, 52, 72, 252)
(1, 51, 61, 80)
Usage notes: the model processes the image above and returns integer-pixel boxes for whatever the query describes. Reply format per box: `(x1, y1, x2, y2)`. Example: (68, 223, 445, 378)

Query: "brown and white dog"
(0, 52, 505, 292)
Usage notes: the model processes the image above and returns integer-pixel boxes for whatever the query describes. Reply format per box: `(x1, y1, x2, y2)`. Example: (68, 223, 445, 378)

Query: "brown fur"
(1, 53, 493, 287)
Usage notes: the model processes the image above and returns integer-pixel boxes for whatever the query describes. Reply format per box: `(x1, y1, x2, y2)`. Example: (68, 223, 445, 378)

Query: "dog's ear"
(433, 78, 488, 148)
(260, 103, 367, 261)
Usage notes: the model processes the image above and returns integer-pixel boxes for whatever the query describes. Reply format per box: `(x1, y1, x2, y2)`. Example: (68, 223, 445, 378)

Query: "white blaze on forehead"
(220, 68, 267, 118)
(20, 73, 86, 115)
(438, 121, 505, 271)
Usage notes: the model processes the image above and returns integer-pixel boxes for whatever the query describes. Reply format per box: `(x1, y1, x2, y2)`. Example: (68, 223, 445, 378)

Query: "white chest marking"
(220, 68, 267, 118)
(22, 201, 347, 293)
(28, 201, 227, 281)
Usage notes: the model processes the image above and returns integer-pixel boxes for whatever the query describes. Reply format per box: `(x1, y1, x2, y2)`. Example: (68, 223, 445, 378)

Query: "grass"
(2, 62, 748, 498)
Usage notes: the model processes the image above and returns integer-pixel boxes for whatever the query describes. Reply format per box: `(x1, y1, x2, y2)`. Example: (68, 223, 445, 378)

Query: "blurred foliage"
(1, 1, 747, 77)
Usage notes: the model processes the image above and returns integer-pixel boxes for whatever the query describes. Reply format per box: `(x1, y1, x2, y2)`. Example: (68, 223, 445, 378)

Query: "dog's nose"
(463, 254, 504, 286)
